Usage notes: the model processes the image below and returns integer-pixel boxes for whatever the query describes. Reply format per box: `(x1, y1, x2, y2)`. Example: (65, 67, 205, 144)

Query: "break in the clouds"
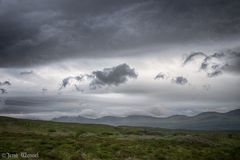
(0, 0, 240, 67)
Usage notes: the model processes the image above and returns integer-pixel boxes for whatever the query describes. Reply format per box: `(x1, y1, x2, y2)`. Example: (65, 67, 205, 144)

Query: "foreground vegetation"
(0, 116, 240, 160)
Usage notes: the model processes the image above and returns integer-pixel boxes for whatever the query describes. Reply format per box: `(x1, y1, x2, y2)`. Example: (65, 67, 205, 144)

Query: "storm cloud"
(1, 0, 240, 67)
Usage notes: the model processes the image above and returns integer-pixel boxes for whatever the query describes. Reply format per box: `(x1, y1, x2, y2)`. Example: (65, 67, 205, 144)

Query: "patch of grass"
(0, 116, 240, 160)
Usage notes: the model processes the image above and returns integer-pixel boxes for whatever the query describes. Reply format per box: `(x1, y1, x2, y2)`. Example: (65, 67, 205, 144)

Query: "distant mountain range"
(53, 109, 240, 130)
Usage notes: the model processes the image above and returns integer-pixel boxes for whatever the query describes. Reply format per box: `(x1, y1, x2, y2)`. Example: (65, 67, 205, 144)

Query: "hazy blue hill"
(53, 109, 240, 130)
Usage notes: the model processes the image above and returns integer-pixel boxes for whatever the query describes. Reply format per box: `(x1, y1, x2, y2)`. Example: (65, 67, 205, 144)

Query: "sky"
(0, 0, 240, 120)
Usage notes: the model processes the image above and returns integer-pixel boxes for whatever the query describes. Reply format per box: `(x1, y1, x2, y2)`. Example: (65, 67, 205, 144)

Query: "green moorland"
(0, 116, 240, 160)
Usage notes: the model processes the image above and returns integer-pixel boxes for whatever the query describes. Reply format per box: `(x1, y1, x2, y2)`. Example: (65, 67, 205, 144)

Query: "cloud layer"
(1, 0, 240, 67)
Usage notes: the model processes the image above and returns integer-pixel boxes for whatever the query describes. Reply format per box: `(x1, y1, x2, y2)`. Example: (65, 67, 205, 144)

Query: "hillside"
(0, 116, 240, 160)
(53, 109, 240, 130)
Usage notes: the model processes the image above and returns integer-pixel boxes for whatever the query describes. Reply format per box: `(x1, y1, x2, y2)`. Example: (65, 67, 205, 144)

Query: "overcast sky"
(0, 0, 240, 120)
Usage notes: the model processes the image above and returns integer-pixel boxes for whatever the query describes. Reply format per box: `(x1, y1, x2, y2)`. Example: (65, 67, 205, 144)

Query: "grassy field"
(0, 116, 240, 160)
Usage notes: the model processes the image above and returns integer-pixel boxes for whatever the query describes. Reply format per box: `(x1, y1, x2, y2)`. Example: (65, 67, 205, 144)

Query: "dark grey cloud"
(60, 63, 137, 91)
(1, 0, 240, 67)
(183, 48, 240, 77)
(90, 63, 138, 89)
(172, 76, 188, 85)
